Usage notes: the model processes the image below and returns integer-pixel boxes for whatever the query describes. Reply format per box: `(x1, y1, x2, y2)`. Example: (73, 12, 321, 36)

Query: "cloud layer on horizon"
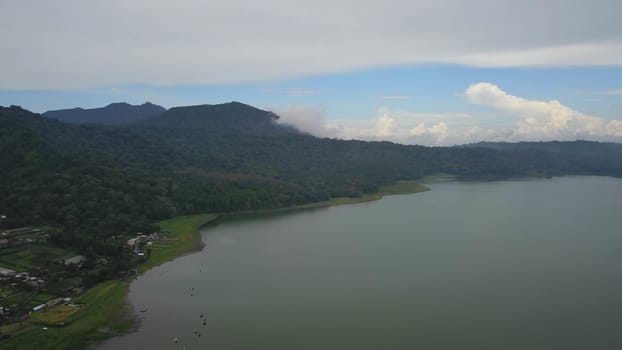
(465, 83, 622, 141)
(1, 0, 621, 89)
(274, 83, 622, 145)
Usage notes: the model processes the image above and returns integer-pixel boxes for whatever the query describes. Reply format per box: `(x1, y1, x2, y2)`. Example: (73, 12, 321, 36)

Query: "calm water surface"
(101, 177, 622, 350)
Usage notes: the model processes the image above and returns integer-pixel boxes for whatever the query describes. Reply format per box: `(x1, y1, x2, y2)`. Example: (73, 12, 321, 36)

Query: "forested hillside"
(3, 103, 622, 245)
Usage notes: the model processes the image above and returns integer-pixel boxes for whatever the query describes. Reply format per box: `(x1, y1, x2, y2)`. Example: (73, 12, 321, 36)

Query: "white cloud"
(269, 83, 622, 146)
(410, 122, 448, 138)
(459, 42, 622, 68)
(1, 0, 621, 89)
(374, 113, 395, 138)
(285, 89, 319, 97)
(271, 105, 489, 145)
(270, 105, 338, 138)
(600, 90, 622, 96)
(465, 82, 622, 140)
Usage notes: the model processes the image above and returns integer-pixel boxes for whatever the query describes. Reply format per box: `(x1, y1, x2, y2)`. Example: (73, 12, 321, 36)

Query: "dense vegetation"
(2, 102, 622, 252)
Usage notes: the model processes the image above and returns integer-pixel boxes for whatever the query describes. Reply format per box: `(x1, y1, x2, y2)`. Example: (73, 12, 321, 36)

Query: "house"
(5, 227, 34, 235)
(64, 255, 87, 267)
(127, 234, 147, 247)
(0, 267, 16, 278)
(27, 277, 44, 288)
(15, 272, 29, 280)
(46, 297, 64, 308)
(127, 237, 141, 247)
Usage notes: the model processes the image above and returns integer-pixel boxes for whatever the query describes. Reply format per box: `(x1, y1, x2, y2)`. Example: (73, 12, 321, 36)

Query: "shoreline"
(140, 180, 430, 274)
(0, 180, 428, 350)
(100, 180, 430, 348)
(216, 180, 430, 219)
(2, 175, 619, 349)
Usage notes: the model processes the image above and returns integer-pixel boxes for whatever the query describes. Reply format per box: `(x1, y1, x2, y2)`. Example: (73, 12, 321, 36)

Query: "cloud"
(409, 122, 448, 139)
(600, 90, 622, 96)
(459, 42, 622, 68)
(270, 105, 337, 138)
(285, 89, 319, 97)
(465, 82, 622, 140)
(271, 104, 487, 146)
(270, 83, 622, 146)
(1, 0, 622, 89)
(374, 113, 395, 137)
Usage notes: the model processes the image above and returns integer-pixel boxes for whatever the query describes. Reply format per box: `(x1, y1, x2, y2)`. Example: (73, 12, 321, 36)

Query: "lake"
(100, 176, 622, 350)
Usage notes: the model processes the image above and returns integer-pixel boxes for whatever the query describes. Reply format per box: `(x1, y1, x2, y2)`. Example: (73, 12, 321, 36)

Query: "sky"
(1, 0, 621, 145)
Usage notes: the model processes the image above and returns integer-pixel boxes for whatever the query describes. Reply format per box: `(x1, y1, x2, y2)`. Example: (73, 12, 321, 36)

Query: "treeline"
(2, 104, 622, 252)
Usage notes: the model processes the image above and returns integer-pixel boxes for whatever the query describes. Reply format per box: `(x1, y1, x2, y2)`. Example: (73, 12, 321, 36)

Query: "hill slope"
(44, 102, 166, 125)
(141, 101, 292, 133)
(2, 103, 622, 240)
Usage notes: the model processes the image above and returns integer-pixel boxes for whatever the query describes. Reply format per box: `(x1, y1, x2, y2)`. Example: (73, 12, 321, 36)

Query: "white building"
(0, 266, 16, 278)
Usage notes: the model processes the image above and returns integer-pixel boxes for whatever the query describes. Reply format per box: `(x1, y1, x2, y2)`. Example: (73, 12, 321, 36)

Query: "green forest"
(2, 102, 622, 252)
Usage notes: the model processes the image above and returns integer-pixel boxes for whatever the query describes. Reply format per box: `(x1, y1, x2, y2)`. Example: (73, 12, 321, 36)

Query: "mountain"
(141, 101, 293, 133)
(43, 102, 166, 125)
(463, 141, 622, 174)
(3, 102, 622, 240)
(465, 140, 622, 156)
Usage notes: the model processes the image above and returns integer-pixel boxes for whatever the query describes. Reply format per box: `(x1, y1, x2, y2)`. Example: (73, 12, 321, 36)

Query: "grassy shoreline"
(0, 281, 132, 350)
(0, 215, 219, 350)
(141, 180, 428, 275)
(136, 213, 218, 275)
(0, 180, 427, 349)
(214, 180, 429, 219)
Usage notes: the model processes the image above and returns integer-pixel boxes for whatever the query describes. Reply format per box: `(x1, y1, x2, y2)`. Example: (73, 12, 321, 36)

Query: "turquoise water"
(101, 176, 622, 350)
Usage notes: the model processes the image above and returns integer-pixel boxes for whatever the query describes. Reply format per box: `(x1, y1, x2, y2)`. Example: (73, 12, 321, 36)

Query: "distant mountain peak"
(106, 102, 131, 107)
(141, 101, 289, 133)
(43, 102, 166, 125)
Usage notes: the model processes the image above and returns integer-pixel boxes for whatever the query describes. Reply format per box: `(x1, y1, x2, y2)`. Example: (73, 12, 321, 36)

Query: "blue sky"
(4, 65, 621, 119)
(1, 0, 621, 145)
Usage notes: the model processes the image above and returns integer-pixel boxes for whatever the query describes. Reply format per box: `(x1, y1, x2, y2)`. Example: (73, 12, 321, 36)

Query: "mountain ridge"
(2, 103, 622, 237)
(139, 101, 291, 133)
(43, 102, 166, 125)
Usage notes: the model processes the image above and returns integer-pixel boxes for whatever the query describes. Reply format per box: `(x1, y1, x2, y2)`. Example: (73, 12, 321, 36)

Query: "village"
(0, 216, 163, 333)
